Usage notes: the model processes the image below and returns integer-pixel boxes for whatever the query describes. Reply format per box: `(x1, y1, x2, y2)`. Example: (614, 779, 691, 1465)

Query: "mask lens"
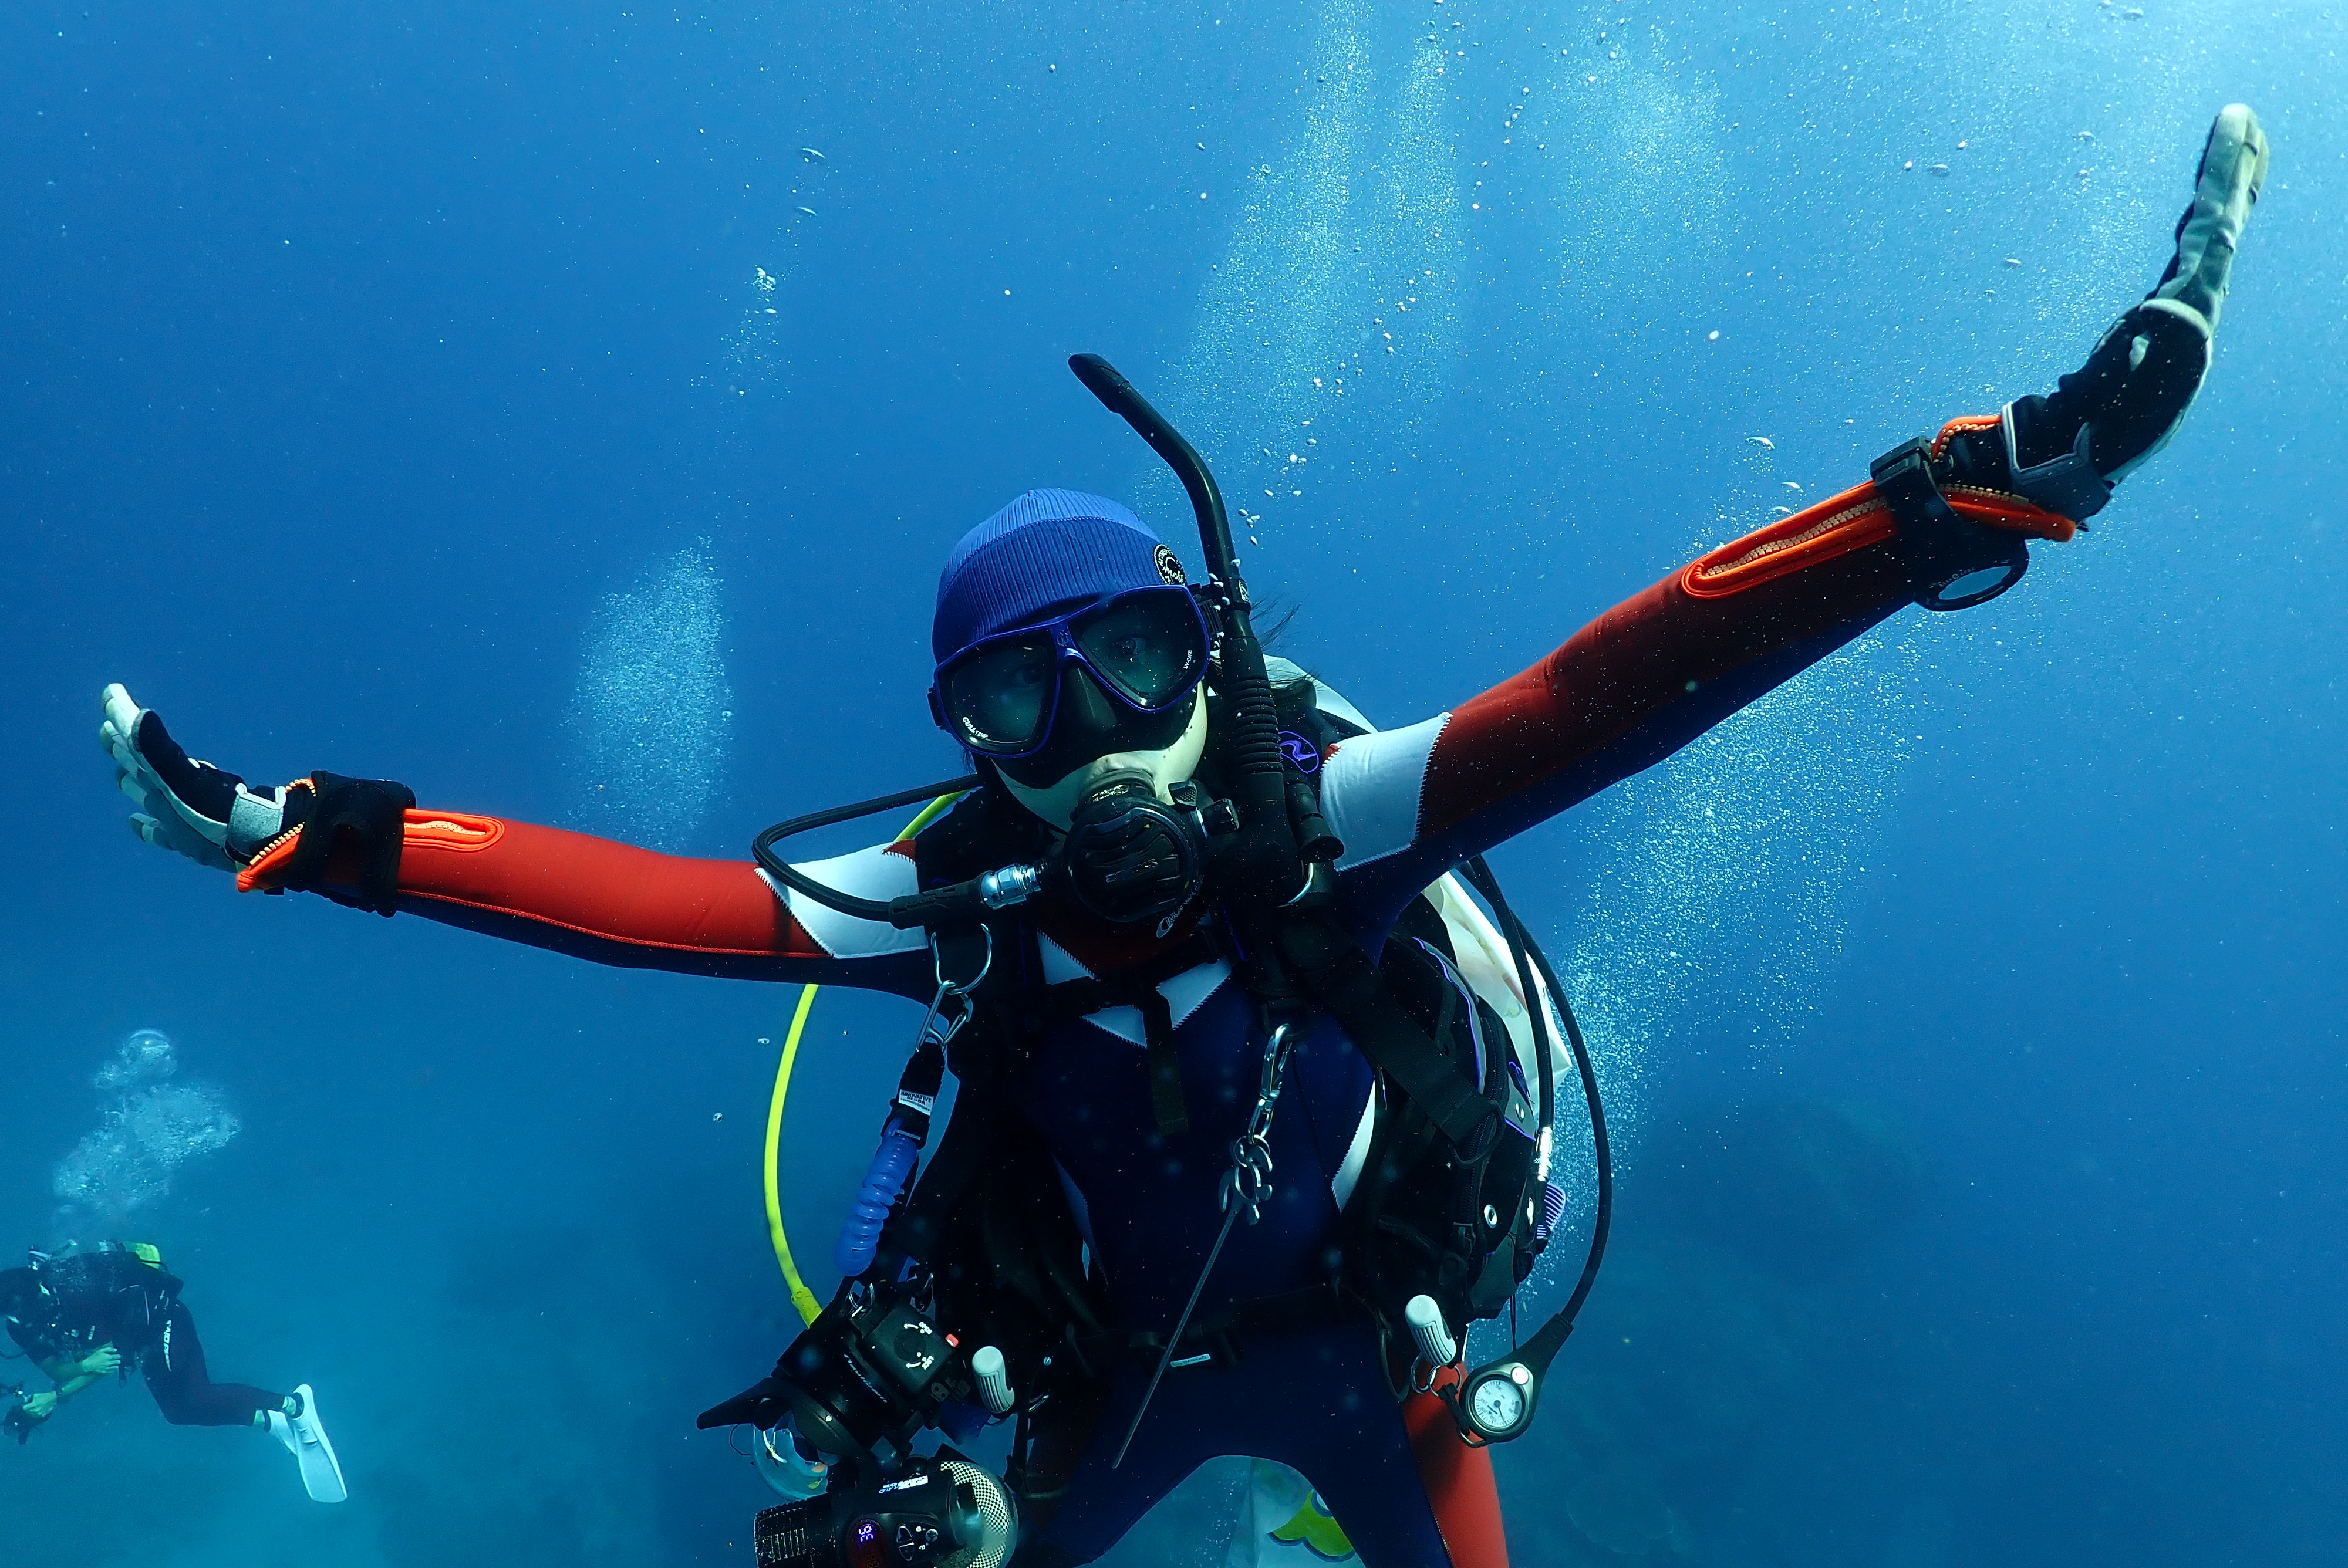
(942, 635, 1058, 752)
(1072, 593, 1204, 709)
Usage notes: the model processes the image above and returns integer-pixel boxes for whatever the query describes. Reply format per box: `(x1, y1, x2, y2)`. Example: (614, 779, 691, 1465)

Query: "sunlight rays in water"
(1135, 2, 1466, 543)
(1522, 19, 1732, 327)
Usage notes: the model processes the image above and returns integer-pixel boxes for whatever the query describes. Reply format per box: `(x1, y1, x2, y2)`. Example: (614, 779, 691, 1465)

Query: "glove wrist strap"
(1872, 438, 2030, 612)
(2000, 405, 2113, 522)
(225, 784, 311, 864)
(251, 773, 417, 917)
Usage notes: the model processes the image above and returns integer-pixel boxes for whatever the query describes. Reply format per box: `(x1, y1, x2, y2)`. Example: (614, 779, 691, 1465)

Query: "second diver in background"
(2, 1241, 345, 1503)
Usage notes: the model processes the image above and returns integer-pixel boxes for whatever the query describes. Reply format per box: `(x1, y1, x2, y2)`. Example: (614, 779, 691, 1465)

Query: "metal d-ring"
(932, 924, 993, 996)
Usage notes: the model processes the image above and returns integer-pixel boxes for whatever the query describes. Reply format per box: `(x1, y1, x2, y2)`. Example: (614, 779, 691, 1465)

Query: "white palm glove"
(1997, 104, 2269, 519)
(2148, 102, 2268, 340)
(100, 683, 295, 872)
(99, 684, 417, 914)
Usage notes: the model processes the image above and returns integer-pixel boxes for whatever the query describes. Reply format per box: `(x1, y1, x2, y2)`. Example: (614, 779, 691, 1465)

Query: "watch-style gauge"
(1463, 1363, 1536, 1440)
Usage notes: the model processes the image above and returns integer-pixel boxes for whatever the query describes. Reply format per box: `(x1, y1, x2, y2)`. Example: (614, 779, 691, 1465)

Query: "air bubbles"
(96, 1029, 177, 1095)
(1557, 637, 1922, 1178)
(52, 1029, 241, 1220)
(568, 547, 731, 853)
(720, 266, 791, 394)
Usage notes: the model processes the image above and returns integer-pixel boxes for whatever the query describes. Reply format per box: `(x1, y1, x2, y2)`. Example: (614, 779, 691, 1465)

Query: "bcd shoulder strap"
(1273, 685, 1503, 1151)
(1276, 908, 1496, 1149)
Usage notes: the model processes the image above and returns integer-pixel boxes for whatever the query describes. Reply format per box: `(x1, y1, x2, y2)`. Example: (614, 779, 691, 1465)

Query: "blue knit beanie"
(932, 489, 1183, 664)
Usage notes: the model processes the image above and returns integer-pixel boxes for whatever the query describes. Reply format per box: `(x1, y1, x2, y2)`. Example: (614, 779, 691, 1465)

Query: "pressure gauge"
(1462, 1361, 1537, 1441)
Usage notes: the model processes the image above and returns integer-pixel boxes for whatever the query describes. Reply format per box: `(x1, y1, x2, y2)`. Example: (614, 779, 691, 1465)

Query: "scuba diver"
(90, 109, 2262, 1566)
(1, 1241, 346, 1502)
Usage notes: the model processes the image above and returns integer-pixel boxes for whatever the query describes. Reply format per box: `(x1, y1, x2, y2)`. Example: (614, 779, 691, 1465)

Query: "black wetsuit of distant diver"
(2, 1251, 284, 1430)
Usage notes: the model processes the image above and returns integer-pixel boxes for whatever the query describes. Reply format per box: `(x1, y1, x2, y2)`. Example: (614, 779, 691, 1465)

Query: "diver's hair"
(1252, 599, 1299, 652)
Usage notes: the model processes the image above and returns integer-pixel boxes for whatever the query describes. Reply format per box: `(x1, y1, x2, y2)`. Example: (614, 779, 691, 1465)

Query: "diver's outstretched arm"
(97, 684, 930, 991)
(1326, 106, 2265, 915)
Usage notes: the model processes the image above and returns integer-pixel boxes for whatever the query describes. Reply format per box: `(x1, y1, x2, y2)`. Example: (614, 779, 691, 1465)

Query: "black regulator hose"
(1459, 859, 1558, 1169)
(752, 775, 984, 925)
(1460, 856, 1611, 1378)
(1067, 354, 1302, 905)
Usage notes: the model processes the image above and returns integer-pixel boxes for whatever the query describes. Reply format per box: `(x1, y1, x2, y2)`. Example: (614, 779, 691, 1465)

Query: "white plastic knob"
(1405, 1295, 1458, 1368)
(973, 1344, 1016, 1415)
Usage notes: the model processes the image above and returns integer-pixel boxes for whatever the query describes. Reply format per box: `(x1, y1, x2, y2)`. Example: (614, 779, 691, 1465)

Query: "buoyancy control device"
(704, 356, 1613, 1557)
(24, 1242, 180, 1357)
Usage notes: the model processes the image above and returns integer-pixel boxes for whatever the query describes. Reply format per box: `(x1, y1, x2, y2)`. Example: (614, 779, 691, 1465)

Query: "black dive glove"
(1973, 104, 2268, 519)
(100, 683, 416, 916)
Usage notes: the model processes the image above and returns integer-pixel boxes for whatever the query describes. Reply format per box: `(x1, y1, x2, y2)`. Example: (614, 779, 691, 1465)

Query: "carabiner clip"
(912, 927, 993, 1051)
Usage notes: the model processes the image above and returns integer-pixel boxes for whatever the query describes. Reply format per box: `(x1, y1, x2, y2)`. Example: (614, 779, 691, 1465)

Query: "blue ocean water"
(2, 1, 2342, 1563)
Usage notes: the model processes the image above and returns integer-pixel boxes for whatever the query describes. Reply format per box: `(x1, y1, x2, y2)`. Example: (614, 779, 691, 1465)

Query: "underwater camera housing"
(764, 1283, 976, 1465)
(753, 1455, 1017, 1568)
(708, 1283, 1016, 1564)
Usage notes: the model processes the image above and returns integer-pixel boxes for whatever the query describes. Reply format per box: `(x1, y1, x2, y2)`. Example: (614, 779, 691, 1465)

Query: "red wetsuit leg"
(1403, 1388, 1509, 1568)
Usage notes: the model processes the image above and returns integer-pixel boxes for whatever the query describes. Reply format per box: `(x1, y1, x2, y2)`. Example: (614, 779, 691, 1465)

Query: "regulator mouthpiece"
(1059, 775, 1209, 931)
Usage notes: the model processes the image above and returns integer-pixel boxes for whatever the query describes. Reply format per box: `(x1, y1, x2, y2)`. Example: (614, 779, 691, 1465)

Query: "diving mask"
(930, 586, 1208, 761)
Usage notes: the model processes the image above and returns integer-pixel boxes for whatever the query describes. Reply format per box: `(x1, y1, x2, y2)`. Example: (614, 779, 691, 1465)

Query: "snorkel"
(1064, 356, 1341, 898)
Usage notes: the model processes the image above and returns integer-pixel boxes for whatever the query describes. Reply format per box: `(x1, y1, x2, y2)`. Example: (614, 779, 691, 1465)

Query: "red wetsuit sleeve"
(241, 808, 867, 982)
(1411, 450, 2072, 856)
